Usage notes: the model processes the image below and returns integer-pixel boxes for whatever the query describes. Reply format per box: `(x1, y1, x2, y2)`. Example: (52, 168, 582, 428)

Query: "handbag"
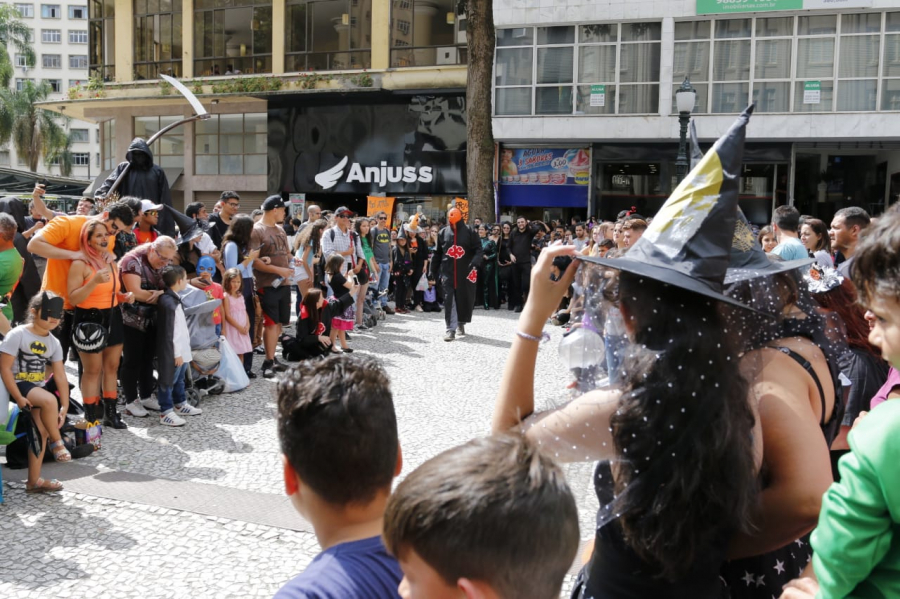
(73, 265, 115, 353)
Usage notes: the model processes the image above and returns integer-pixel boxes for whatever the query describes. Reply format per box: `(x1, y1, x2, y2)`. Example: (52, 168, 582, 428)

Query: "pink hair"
(80, 218, 110, 272)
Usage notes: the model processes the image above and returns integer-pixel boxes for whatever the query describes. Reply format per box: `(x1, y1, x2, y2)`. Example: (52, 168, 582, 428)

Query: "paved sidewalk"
(1, 308, 597, 598)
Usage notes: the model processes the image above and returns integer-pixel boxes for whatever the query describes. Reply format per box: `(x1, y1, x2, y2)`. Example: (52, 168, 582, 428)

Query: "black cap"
(262, 195, 286, 211)
(335, 206, 356, 217)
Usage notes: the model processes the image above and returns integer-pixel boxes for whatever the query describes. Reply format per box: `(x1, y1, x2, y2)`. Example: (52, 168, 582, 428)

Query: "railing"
(390, 45, 467, 68)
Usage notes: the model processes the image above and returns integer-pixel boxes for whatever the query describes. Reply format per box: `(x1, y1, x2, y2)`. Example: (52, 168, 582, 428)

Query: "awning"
(82, 168, 114, 198)
(0, 166, 90, 196)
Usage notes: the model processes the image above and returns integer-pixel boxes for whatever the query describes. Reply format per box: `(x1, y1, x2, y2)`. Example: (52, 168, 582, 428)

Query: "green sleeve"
(811, 418, 896, 597)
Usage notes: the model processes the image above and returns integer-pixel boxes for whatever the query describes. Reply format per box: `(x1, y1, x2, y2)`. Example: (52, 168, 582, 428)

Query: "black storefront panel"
(267, 94, 467, 200)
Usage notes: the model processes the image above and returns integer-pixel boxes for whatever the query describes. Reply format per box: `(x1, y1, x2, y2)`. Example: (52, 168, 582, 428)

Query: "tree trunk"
(465, 0, 496, 223)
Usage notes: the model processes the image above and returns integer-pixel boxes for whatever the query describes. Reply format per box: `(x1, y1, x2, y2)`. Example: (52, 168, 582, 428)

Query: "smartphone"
(352, 275, 360, 286)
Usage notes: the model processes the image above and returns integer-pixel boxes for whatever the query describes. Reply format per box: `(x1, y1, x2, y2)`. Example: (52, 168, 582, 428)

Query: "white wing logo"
(315, 156, 349, 190)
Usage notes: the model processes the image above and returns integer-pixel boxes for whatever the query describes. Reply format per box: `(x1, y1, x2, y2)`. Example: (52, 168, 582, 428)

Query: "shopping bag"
(415, 274, 428, 292)
(218, 336, 250, 393)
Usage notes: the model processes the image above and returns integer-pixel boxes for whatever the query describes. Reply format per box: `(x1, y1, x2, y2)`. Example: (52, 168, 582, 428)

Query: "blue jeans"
(158, 362, 188, 413)
(376, 262, 391, 307)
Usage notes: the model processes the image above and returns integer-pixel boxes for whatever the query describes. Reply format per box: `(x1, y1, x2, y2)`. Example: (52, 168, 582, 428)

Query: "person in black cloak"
(95, 138, 174, 237)
(282, 288, 354, 361)
(429, 205, 483, 342)
(0, 197, 41, 324)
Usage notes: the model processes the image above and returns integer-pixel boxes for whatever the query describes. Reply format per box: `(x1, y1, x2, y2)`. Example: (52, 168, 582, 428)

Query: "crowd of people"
(2, 117, 899, 598)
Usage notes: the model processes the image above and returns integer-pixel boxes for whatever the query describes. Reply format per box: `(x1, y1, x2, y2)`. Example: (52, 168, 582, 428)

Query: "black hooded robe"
(96, 138, 174, 237)
(0, 197, 41, 324)
(429, 222, 483, 328)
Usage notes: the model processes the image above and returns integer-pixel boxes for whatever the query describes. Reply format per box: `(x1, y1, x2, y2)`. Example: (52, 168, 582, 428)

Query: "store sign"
(803, 81, 821, 105)
(499, 148, 591, 186)
(697, 0, 871, 15)
(315, 157, 434, 190)
(590, 85, 606, 107)
(288, 193, 306, 218)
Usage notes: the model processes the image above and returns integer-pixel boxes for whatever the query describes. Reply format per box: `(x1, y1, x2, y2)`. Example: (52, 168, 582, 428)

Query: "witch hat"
(580, 105, 758, 311)
(723, 208, 812, 284)
(164, 204, 204, 245)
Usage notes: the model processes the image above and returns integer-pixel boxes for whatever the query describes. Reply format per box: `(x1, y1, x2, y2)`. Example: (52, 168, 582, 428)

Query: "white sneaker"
(174, 403, 202, 416)
(125, 400, 149, 417)
(159, 411, 186, 427)
(141, 397, 161, 411)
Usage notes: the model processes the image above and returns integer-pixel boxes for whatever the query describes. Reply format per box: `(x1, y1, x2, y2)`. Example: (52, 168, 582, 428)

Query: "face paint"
(40, 293, 64, 320)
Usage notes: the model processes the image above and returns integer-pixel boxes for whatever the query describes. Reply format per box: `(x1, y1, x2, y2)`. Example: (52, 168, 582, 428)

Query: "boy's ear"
(394, 442, 403, 477)
(457, 578, 496, 599)
(282, 454, 300, 497)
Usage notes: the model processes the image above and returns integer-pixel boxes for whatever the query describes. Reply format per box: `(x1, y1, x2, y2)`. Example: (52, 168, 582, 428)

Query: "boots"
(83, 401, 103, 424)
(102, 399, 128, 429)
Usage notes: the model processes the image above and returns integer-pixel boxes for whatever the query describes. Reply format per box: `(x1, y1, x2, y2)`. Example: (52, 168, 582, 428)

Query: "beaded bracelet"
(516, 330, 551, 344)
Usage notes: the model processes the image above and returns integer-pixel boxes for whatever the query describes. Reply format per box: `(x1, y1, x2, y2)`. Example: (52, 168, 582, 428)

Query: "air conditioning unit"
(456, 14, 467, 44)
(436, 47, 458, 65)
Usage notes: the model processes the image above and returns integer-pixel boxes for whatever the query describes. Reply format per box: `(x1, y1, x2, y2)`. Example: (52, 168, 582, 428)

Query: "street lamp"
(674, 77, 697, 184)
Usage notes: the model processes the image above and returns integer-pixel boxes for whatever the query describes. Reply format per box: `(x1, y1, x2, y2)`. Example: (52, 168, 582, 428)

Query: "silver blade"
(161, 74, 208, 117)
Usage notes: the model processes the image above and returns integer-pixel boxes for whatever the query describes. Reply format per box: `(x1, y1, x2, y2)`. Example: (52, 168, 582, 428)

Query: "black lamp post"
(674, 77, 697, 184)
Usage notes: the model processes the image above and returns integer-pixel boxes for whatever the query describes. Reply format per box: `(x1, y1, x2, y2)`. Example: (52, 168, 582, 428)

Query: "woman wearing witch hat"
(493, 108, 764, 597)
(429, 204, 483, 342)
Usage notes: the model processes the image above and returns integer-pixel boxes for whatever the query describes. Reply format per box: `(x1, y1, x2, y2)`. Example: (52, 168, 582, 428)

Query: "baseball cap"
(262, 195, 286, 211)
(141, 200, 164, 213)
(335, 206, 356, 217)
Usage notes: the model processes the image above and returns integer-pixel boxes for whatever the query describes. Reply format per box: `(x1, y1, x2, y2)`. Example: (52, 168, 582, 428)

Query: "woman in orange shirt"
(67, 219, 135, 429)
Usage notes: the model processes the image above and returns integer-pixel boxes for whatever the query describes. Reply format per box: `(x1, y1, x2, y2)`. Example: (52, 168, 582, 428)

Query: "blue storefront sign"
(499, 147, 591, 208)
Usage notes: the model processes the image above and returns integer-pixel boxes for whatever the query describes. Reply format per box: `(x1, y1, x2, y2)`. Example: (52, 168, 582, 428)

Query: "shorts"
(258, 285, 291, 327)
(74, 306, 125, 348)
(15, 381, 44, 398)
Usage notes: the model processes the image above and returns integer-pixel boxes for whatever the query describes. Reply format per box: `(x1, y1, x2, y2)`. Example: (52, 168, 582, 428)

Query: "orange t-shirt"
(38, 215, 116, 309)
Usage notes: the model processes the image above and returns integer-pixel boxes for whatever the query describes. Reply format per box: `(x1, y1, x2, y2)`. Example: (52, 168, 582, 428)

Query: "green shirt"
(812, 399, 900, 598)
(0, 248, 24, 321)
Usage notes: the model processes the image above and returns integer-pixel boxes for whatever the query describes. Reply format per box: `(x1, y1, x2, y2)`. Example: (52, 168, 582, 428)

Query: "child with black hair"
(156, 265, 202, 427)
(383, 434, 579, 599)
(781, 206, 900, 599)
(324, 254, 357, 353)
(274, 354, 403, 597)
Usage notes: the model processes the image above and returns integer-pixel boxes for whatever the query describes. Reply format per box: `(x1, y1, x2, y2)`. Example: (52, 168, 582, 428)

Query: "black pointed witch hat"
(164, 204, 203, 245)
(580, 105, 758, 311)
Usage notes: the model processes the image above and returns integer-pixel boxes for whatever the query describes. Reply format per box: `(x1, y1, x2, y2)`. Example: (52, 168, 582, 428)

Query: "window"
(195, 0, 273, 76)
(73, 153, 91, 166)
(194, 113, 267, 176)
(69, 5, 86, 18)
(14, 54, 31, 68)
(69, 79, 86, 88)
(42, 29, 61, 43)
(15, 3, 34, 17)
(42, 54, 61, 68)
(134, 116, 184, 169)
(883, 13, 900, 109)
(495, 22, 661, 116)
(41, 4, 60, 18)
(390, 0, 464, 68)
(0, 151, 9, 167)
(285, 0, 372, 72)
(134, 0, 183, 80)
(837, 12, 880, 111)
(102, 120, 116, 171)
(15, 78, 33, 91)
(89, 0, 116, 81)
(69, 30, 88, 44)
(70, 55, 88, 69)
(70, 128, 90, 143)
(46, 78, 62, 93)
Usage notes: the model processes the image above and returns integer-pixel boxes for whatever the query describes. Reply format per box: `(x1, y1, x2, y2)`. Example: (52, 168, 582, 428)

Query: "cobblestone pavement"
(1, 307, 597, 598)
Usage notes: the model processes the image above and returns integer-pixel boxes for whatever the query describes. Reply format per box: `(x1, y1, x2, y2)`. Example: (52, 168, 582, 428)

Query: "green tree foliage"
(0, 81, 73, 175)
(0, 4, 36, 87)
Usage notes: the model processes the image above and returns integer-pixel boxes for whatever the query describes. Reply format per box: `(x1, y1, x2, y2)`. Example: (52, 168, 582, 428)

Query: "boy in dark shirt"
(383, 434, 579, 599)
(275, 354, 403, 599)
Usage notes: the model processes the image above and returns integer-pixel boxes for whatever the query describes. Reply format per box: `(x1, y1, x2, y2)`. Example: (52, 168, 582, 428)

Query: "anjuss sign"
(697, 0, 872, 14)
(315, 157, 434, 190)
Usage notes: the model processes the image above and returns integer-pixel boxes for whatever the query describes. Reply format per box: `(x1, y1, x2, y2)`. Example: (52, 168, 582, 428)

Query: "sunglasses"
(144, 210, 158, 217)
(378, 217, 387, 221)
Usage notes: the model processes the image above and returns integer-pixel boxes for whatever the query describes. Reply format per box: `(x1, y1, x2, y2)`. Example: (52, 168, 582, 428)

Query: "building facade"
(492, 0, 900, 225)
(1, 1, 100, 180)
(43, 0, 468, 217)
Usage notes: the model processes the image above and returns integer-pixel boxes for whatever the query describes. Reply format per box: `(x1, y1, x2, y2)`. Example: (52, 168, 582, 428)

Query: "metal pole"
(675, 111, 690, 184)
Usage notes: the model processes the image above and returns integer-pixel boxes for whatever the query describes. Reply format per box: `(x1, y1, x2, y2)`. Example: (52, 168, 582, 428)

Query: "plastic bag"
(415, 274, 428, 292)
(218, 336, 250, 393)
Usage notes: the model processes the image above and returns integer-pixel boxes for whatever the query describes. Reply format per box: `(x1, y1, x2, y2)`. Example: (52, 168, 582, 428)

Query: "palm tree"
(46, 127, 75, 177)
(0, 4, 36, 88)
(1, 80, 71, 173)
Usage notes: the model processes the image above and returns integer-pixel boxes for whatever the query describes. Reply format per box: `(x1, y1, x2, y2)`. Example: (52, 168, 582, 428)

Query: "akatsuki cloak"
(96, 138, 174, 237)
(429, 221, 483, 327)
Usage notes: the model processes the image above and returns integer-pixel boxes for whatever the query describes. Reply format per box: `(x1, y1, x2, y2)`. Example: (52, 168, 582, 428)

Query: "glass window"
(619, 84, 659, 113)
(887, 12, 900, 33)
(675, 20, 710, 41)
(621, 22, 661, 42)
(837, 79, 877, 111)
(579, 45, 616, 83)
(797, 38, 834, 79)
(41, 29, 61, 43)
(839, 35, 880, 79)
(69, 55, 88, 69)
(42, 54, 61, 68)
(69, 5, 87, 18)
(495, 88, 531, 116)
(712, 82, 749, 113)
(495, 48, 532, 86)
(537, 47, 573, 84)
(102, 120, 116, 171)
(715, 19, 751, 39)
(41, 4, 60, 18)
(134, 0, 183, 79)
(15, 78, 33, 91)
(46, 78, 62, 93)
(497, 28, 533, 47)
(70, 129, 90, 143)
(581, 23, 617, 43)
(881, 78, 900, 110)
(842, 12, 881, 34)
(14, 54, 31, 68)
(69, 30, 89, 44)
(15, 4, 34, 18)
(73, 153, 90, 166)
(752, 81, 790, 112)
(794, 80, 834, 112)
(756, 17, 793, 37)
(884, 34, 900, 76)
(798, 15, 836, 36)
(287, 0, 373, 71)
(619, 43, 660, 83)
(135, 116, 184, 168)
(576, 84, 616, 114)
(193, 114, 266, 175)
(195, 0, 272, 76)
(713, 40, 751, 81)
(89, 0, 116, 80)
(536, 86, 573, 115)
(756, 39, 791, 79)
(389, 0, 461, 69)
(537, 26, 575, 45)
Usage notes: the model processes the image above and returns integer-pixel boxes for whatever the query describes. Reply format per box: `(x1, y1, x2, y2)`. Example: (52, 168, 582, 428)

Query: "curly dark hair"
(221, 214, 254, 255)
(611, 273, 758, 581)
(852, 204, 900, 305)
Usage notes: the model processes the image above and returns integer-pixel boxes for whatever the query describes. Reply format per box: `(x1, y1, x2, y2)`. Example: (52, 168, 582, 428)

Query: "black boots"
(102, 399, 128, 429)
(83, 402, 103, 423)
